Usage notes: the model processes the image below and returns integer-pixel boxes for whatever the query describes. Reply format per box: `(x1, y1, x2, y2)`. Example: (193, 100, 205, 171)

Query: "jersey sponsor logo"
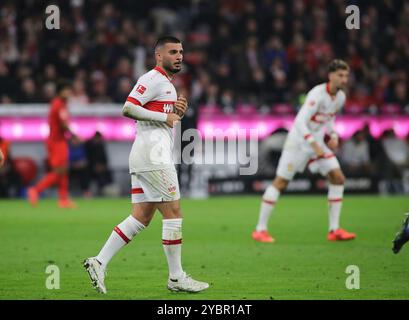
(136, 85, 146, 94)
(163, 103, 173, 113)
(143, 101, 175, 112)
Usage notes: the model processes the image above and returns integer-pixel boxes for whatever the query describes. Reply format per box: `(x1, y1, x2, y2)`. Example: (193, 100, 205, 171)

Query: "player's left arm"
(326, 118, 339, 151)
(326, 94, 345, 151)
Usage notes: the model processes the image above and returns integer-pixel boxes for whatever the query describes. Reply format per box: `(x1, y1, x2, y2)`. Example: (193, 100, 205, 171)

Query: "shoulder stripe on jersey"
(127, 97, 142, 106)
(127, 97, 175, 113)
(143, 100, 175, 112)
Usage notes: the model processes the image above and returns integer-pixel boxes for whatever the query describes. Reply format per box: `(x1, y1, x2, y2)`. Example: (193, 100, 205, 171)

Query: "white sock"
(162, 218, 183, 279)
(328, 184, 344, 231)
(256, 185, 280, 231)
(96, 215, 145, 267)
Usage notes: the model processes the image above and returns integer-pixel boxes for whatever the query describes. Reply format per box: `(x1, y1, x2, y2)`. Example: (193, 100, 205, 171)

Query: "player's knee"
(163, 203, 182, 219)
(131, 206, 154, 226)
(329, 170, 345, 185)
(273, 177, 289, 192)
(131, 212, 152, 226)
(169, 205, 182, 218)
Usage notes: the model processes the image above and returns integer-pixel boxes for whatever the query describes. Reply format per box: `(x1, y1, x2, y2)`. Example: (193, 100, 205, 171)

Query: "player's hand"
(311, 142, 325, 158)
(174, 95, 188, 116)
(0, 150, 4, 168)
(327, 137, 339, 151)
(166, 113, 181, 128)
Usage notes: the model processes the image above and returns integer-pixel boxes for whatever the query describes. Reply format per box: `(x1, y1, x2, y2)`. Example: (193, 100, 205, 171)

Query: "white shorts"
(276, 146, 340, 180)
(131, 168, 180, 203)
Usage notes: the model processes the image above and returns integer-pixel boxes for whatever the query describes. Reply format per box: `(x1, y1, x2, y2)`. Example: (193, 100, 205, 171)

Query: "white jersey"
(283, 83, 346, 153)
(126, 67, 177, 173)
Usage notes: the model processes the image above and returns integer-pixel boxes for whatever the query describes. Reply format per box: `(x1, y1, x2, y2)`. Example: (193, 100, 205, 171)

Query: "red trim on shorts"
(311, 114, 325, 123)
(114, 226, 130, 244)
(126, 96, 142, 106)
(262, 199, 275, 205)
(308, 154, 335, 165)
(162, 239, 182, 245)
(131, 188, 144, 194)
(328, 198, 343, 203)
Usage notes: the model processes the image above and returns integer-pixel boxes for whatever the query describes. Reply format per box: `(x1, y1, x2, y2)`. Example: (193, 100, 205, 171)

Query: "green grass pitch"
(0, 195, 408, 300)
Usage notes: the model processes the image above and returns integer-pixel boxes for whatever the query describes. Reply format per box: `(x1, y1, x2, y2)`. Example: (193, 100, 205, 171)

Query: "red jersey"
(48, 97, 69, 142)
(0, 139, 9, 162)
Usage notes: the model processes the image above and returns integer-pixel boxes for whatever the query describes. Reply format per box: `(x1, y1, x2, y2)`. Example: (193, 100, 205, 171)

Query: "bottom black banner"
(1, 300, 406, 319)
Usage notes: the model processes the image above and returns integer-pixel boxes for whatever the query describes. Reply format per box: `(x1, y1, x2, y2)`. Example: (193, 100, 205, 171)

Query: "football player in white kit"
(84, 36, 209, 294)
(252, 60, 356, 243)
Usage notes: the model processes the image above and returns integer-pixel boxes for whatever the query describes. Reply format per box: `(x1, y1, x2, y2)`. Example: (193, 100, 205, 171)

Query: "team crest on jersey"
(136, 85, 146, 94)
(168, 185, 176, 195)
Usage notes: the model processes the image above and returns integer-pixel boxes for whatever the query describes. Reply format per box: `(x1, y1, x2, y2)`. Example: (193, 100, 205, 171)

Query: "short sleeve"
(127, 76, 157, 106)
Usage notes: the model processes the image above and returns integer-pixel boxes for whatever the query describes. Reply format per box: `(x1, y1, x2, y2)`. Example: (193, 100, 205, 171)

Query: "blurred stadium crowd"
(0, 0, 408, 114)
(0, 0, 409, 198)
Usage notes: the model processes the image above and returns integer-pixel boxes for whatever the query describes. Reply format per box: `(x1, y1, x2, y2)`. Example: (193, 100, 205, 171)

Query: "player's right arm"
(122, 101, 180, 128)
(294, 88, 324, 157)
(0, 149, 4, 167)
(122, 79, 180, 128)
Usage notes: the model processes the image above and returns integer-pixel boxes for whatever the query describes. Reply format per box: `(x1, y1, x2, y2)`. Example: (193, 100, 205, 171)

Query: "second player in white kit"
(276, 81, 345, 180)
(84, 36, 209, 294)
(253, 60, 356, 243)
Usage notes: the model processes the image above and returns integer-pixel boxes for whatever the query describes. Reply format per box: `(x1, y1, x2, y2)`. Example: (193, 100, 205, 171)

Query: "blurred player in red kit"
(28, 82, 77, 208)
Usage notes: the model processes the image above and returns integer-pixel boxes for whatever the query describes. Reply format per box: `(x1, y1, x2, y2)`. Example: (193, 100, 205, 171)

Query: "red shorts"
(47, 140, 68, 168)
